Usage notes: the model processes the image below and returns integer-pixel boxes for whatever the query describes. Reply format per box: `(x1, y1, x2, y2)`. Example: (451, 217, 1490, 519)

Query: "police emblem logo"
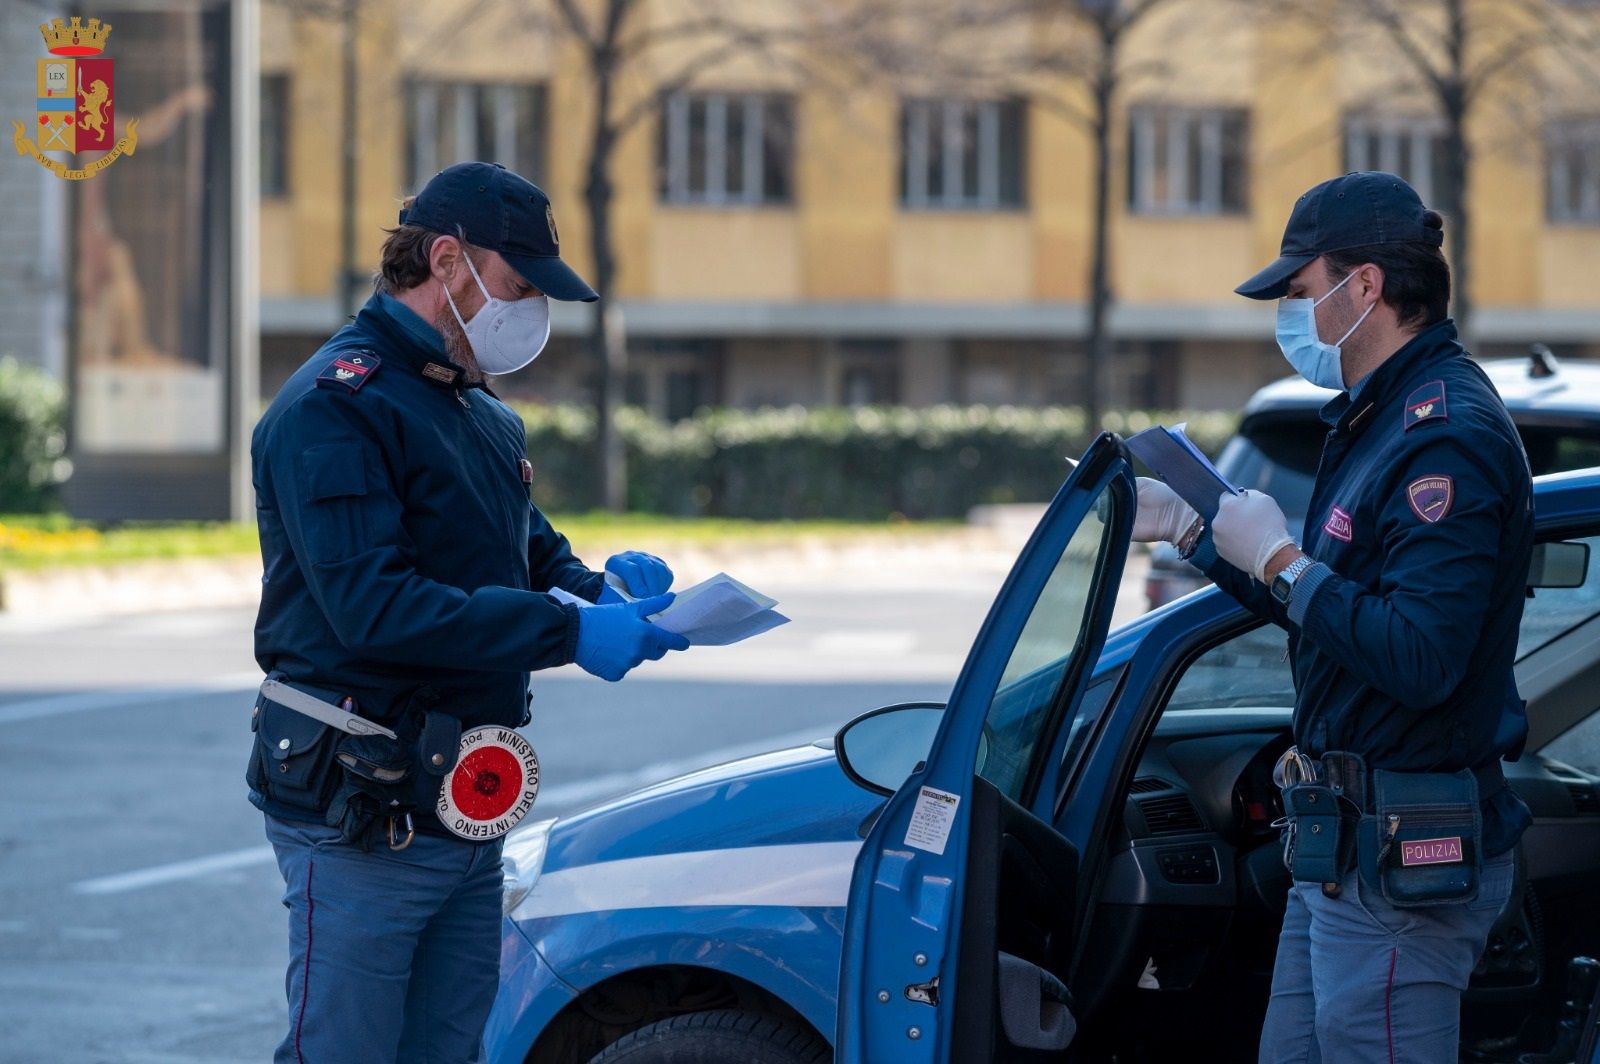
(437, 726, 541, 840)
(1407, 475, 1454, 523)
(545, 204, 559, 247)
(1323, 505, 1354, 543)
(1400, 836, 1464, 866)
(12, 16, 141, 181)
(422, 362, 458, 384)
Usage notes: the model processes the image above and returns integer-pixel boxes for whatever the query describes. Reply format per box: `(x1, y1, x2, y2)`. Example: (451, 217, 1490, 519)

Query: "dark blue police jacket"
(1195, 319, 1535, 856)
(251, 292, 604, 745)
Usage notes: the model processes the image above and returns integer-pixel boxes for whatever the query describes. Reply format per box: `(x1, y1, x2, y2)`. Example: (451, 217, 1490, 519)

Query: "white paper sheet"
(550, 572, 789, 648)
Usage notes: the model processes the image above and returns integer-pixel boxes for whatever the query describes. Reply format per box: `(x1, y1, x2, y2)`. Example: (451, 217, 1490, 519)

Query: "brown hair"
(375, 196, 448, 295)
(1321, 210, 1451, 330)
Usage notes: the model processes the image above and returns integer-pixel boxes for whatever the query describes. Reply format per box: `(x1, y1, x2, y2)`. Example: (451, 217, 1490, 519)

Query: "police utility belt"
(1274, 746, 1494, 907)
(247, 678, 540, 850)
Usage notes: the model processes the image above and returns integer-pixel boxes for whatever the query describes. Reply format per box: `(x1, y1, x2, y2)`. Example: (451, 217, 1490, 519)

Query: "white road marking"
(73, 846, 279, 896)
(69, 725, 837, 896)
(0, 672, 264, 726)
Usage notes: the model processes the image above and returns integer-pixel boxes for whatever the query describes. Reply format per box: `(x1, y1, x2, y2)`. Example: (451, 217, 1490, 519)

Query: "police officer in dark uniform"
(1132, 172, 1533, 1062)
(248, 162, 690, 1063)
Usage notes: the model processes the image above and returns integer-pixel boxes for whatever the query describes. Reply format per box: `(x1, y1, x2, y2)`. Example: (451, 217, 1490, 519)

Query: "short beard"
(434, 311, 485, 385)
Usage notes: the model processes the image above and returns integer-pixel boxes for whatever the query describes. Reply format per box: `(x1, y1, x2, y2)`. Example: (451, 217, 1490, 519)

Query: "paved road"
(0, 550, 1151, 1063)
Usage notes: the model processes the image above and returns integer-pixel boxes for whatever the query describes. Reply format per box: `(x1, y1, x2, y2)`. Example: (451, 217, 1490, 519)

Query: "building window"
(1127, 106, 1249, 216)
(837, 341, 901, 406)
(900, 98, 1026, 210)
(1343, 113, 1457, 214)
(260, 73, 289, 198)
(1548, 117, 1600, 225)
(658, 92, 795, 205)
(404, 80, 546, 192)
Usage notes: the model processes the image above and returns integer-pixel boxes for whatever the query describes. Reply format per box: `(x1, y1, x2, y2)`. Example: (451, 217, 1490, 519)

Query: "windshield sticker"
(905, 786, 961, 855)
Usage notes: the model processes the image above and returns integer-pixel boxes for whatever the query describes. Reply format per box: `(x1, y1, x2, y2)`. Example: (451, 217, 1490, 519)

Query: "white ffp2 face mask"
(1274, 270, 1374, 391)
(444, 253, 550, 375)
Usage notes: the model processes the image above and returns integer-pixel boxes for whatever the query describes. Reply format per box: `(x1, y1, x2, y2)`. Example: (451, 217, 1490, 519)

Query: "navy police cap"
(400, 162, 598, 303)
(1236, 170, 1445, 300)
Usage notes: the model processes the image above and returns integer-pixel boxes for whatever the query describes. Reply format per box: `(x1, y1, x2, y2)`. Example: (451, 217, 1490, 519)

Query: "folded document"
(549, 572, 790, 647)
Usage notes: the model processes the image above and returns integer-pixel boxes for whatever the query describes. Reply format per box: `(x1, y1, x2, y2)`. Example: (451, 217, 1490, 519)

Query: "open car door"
(836, 433, 1135, 1063)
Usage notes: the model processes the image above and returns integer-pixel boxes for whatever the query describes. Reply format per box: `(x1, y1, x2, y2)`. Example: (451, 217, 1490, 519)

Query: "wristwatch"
(1270, 555, 1316, 605)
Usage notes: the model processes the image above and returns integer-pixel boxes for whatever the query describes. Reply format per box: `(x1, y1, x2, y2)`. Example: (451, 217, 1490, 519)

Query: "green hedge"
(520, 405, 1239, 520)
(0, 358, 67, 513)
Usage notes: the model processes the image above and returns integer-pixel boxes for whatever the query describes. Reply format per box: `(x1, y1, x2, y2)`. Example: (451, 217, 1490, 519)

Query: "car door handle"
(996, 951, 1076, 1051)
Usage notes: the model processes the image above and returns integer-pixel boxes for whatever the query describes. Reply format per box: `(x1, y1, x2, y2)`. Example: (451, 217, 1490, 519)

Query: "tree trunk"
(1441, 0, 1473, 350)
(1084, 39, 1117, 435)
(339, 0, 360, 318)
(584, 54, 627, 512)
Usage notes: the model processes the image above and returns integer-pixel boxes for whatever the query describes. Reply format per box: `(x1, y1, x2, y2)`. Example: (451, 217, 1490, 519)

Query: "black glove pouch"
(247, 695, 342, 817)
(1283, 782, 1356, 884)
(326, 731, 415, 848)
(1357, 769, 1481, 908)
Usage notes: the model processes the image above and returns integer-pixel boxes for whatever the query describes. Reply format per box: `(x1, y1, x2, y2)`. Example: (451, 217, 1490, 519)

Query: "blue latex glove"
(604, 551, 674, 598)
(574, 593, 690, 682)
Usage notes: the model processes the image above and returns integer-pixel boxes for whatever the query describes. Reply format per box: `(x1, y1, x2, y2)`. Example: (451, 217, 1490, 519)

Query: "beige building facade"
(258, 1, 1600, 416)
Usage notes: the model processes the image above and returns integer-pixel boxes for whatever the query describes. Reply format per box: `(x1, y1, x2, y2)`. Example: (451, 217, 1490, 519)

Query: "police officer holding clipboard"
(247, 163, 690, 1063)
(1133, 172, 1534, 1063)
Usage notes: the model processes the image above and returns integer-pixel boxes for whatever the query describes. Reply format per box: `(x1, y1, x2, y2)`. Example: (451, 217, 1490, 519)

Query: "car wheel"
(586, 1009, 830, 1064)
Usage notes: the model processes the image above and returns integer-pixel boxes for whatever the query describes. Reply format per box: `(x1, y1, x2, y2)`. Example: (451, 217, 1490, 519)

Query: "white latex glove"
(1133, 477, 1198, 544)
(1211, 489, 1296, 582)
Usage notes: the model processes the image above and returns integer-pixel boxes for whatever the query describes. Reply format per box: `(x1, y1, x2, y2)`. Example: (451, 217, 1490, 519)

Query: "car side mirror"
(1529, 541, 1590, 589)
(835, 702, 947, 796)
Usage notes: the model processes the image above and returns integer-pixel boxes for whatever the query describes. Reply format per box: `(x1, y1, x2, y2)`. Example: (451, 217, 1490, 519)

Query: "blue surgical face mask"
(1274, 270, 1374, 391)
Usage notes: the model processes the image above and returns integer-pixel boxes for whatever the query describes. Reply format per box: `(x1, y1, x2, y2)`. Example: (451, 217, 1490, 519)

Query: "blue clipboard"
(1125, 424, 1238, 522)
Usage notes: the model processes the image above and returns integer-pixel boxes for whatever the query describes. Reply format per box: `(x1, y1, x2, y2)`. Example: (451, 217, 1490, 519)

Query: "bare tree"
(855, 0, 1195, 431)
(1262, 0, 1600, 351)
(541, 0, 865, 510)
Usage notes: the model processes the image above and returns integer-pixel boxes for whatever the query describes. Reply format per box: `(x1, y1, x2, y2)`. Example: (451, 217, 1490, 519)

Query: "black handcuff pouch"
(1357, 769, 1481, 908)
(247, 692, 342, 817)
(1283, 781, 1356, 884)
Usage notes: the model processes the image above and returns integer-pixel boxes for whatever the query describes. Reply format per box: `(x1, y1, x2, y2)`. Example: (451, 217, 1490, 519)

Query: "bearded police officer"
(248, 162, 689, 1063)
(1133, 172, 1533, 1063)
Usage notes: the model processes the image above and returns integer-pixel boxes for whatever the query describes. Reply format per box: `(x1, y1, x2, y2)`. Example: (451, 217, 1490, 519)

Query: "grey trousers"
(265, 815, 506, 1064)
(1258, 850, 1515, 1064)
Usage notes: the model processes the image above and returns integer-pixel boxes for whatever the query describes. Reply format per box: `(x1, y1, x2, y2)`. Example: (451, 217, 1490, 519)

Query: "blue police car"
(486, 437, 1600, 1063)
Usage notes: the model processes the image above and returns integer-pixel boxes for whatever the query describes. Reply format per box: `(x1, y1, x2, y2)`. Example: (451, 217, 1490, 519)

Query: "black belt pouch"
(247, 693, 342, 816)
(1358, 769, 1481, 907)
(411, 711, 462, 814)
(1284, 782, 1350, 883)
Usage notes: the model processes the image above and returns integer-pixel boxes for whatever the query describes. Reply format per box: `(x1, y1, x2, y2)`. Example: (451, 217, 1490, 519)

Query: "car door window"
(1165, 622, 1296, 712)
(977, 481, 1118, 800)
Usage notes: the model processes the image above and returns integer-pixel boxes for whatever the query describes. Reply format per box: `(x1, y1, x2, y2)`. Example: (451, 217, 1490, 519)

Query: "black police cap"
(399, 162, 598, 303)
(1236, 171, 1446, 300)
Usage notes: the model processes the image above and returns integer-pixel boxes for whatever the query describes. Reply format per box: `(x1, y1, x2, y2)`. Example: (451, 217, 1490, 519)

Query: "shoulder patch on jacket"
(317, 352, 381, 392)
(1404, 380, 1447, 430)
(1406, 474, 1454, 523)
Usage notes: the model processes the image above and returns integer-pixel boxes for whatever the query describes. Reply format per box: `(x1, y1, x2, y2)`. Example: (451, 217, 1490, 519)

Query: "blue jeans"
(264, 815, 505, 1064)
(1258, 850, 1515, 1063)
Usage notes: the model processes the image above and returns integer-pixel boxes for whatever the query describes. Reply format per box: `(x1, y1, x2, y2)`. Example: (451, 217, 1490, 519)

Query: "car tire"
(586, 1009, 830, 1064)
